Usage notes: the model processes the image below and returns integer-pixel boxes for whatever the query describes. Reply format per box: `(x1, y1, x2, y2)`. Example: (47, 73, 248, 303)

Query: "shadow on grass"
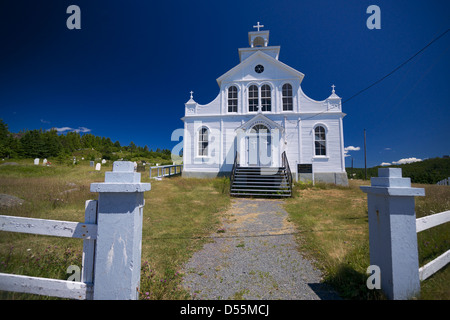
(323, 264, 385, 300)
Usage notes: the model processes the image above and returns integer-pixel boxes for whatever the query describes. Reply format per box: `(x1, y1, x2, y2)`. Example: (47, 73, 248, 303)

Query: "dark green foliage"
(347, 157, 450, 184)
(0, 119, 172, 161)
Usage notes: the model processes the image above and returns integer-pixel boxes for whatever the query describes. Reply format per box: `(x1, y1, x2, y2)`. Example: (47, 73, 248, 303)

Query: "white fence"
(361, 168, 450, 300)
(436, 177, 449, 186)
(416, 210, 450, 281)
(0, 161, 151, 300)
(149, 164, 182, 180)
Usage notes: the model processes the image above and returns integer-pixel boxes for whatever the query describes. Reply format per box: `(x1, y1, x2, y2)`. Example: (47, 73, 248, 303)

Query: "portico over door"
(247, 124, 272, 167)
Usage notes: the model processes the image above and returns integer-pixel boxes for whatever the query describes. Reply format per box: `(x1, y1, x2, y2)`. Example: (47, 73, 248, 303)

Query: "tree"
(129, 141, 136, 155)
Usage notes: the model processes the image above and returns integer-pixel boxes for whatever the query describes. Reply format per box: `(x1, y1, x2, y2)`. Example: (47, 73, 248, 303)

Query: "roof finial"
(331, 84, 336, 93)
(253, 21, 264, 32)
(190, 91, 194, 99)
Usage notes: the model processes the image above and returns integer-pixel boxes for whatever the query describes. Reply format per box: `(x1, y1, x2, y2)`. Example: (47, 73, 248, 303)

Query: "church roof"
(216, 50, 305, 87)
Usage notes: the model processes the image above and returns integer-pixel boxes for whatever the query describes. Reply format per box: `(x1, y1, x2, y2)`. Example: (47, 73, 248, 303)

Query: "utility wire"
(343, 28, 450, 104)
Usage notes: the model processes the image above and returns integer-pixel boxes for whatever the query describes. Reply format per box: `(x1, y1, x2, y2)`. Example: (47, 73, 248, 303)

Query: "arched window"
(248, 85, 258, 112)
(314, 126, 326, 156)
(282, 83, 293, 111)
(198, 127, 209, 157)
(253, 37, 265, 47)
(261, 84, 271, 111)
(228, 86, 238, 113)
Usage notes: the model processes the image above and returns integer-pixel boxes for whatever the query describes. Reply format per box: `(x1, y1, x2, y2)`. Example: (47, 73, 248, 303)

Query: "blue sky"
(0, 0, 449, 168)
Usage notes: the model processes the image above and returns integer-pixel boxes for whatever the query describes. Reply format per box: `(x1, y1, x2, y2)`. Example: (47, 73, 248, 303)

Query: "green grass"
(0, 160, 230, 299)
(1, 160, 447, 300)
(284, 180, 449, 300)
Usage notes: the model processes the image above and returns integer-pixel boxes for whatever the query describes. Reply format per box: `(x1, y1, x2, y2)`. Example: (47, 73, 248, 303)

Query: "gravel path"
(181, 198, 341, 300)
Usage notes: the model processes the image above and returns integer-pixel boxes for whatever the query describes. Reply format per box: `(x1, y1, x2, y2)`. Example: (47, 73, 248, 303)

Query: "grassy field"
(0, 160, 230, 299)
(0, 160, 448, 300)
(284, 180, 450, 300)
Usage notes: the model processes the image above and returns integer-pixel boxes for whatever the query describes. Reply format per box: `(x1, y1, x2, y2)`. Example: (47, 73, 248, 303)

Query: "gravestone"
(101, 159, 106, 164)
(34, 158, 39, 165)
(95, 163, 101, 171)
(43, 159, 48, 166)
(90, 161, 94, 167)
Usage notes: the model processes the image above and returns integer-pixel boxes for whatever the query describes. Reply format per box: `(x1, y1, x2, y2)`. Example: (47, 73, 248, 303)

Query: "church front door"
(247, 124, 272, 167)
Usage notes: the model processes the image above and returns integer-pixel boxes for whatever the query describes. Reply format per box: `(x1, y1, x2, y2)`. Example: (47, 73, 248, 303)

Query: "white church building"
(181, 23, 348, 186)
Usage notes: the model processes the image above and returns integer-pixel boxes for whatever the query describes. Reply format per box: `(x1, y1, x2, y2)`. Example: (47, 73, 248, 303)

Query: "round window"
(254, 65, 264, 74)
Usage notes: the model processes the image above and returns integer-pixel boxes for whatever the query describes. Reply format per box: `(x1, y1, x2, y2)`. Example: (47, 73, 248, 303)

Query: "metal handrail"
(230, 151, 239, 193)
(282, 151, 292, 194)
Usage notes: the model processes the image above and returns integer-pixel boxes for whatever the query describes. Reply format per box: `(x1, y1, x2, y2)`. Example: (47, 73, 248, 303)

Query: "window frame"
(227, 85, 238, 113)
(248, 85, 259, 112)
(197, 126, 209, 157)
(260, 84, 271, 112)
(314, 125, 327, 157)
(282, 83, 293, 111)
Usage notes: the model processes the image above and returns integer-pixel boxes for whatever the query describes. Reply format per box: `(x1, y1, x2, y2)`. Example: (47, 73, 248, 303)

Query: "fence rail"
(149, 164, 183, 180)
(416, 210, 450, 281)
(0, 200, 98, 300)
(0, 273, 92, 300)
(0, 215, 97, 239)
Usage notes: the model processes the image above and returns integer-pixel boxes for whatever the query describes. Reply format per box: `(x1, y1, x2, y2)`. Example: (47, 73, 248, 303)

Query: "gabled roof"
(216, 50, 305, 87)
(235, 113, 284, 132)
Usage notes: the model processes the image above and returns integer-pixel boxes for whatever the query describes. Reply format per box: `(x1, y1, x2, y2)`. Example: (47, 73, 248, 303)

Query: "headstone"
(43, 159, 48, 166)
(95, 163, 101, 171)
(34, 158, 39, 165)
(90, 161, 94, 167)
(102, 159, 106, 164)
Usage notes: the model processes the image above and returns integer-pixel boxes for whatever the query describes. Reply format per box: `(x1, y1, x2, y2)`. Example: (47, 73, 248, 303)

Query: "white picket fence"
(0, 161, 151, 300)
(149, 164, 182, 180)
(436, 177, 449, 186)
(361, 168, 450, 299)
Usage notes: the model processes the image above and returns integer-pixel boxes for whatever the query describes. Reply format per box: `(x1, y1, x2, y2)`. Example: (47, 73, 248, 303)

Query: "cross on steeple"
(190, 91, 194, 99)
(331, 84, 336, 93)
(253, 21, 264, 32)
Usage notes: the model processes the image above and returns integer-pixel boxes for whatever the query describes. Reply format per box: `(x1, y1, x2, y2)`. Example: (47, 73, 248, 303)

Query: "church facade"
(181, 24, 348, 186)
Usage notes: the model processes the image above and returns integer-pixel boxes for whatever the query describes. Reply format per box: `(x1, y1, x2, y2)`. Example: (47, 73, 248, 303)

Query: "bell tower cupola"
(238, 22, 281, 62)
(249, 22, 270, 47)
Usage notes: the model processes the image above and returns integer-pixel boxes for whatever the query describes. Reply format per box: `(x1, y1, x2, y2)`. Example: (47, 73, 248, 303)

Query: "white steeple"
(238, 22, 280, 62)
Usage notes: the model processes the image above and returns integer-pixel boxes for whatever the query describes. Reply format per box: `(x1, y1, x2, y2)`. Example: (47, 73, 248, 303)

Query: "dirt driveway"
(181, 198, 341, 300)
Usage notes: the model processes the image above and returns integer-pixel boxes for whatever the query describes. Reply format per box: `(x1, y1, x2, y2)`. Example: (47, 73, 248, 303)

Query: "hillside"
(0, 119, 176, 165)
(347, 157, 450, 184)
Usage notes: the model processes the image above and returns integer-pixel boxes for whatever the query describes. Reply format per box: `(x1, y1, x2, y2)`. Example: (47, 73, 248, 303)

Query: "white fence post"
(360, 168, 425, 300)
(90, 161, 151, 300)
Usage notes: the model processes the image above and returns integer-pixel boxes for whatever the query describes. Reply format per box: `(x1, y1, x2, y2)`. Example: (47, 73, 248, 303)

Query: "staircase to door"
(230, 152, 292, 197)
